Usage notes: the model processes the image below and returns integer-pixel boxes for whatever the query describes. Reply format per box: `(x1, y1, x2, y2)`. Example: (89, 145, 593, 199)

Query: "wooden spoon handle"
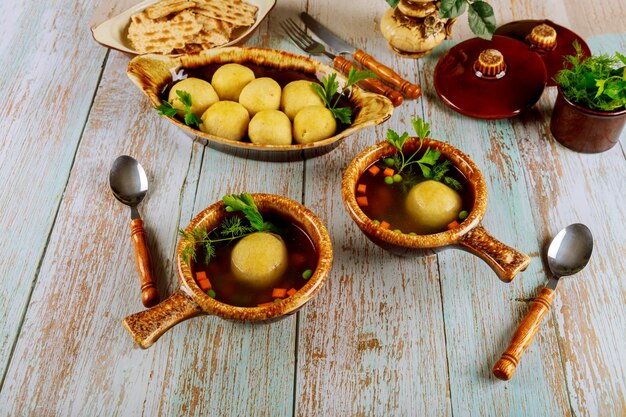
(353, 49, 421, 99)
(130, 218, 160, 308)
(493, 287, 556, 380)
(333, 56, 403, 107)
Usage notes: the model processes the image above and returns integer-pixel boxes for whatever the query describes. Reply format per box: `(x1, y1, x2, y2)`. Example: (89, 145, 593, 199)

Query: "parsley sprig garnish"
(311, 68, 377, 124)
(386, 117, 462, 191)
(155, 90, 203, 129)
(179, 193, 277, 267)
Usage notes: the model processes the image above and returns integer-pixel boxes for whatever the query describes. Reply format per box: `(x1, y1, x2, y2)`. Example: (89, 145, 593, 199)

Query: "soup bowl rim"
(342, 137, 488, 249)
(176, 193, 333, 321)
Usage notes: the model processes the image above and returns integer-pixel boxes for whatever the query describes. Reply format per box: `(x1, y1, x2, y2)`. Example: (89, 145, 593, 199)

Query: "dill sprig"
(179, 193, 274, 267)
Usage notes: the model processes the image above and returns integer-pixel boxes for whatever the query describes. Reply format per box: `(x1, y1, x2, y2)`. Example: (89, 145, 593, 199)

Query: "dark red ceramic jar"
(550, 87, 626, 153)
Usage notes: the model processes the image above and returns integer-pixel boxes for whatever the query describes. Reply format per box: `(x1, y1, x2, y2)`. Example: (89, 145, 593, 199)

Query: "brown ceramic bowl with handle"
(123, 193, 333, 349)
(342, 138, 530, 282)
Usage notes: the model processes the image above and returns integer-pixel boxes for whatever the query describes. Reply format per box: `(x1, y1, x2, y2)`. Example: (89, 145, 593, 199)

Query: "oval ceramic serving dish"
(127, 47, 394, 161)
(90, 0, 276, 55)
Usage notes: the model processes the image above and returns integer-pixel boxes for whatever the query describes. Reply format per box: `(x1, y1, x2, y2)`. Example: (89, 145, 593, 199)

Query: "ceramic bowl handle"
(333, 56, 403, 107)
(130, 218, 160, 307)
(123, 290, 203, 349)
(353, 49, 421, 99)
(458, 225, 531, 282)
(493, 287, 556, 380)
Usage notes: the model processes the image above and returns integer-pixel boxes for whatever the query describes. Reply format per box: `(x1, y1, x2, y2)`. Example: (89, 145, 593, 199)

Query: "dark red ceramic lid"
(434, 35, 547, 119)
(494, 19, 591, 86)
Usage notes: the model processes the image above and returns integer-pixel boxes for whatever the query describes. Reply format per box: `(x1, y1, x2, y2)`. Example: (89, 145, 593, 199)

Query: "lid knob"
(527, 24, 557, 50)
(473, 49, 507, 79)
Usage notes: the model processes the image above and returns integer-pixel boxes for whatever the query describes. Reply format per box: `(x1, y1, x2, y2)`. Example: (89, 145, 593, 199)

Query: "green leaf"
(440, 0, 467, 18)
(418, 148, 441, 166)
(411, 117, 430, 140)
(175, 90, 193, 108)
(155, 101, 178, 117)
(386, 129, 409, 152)
(444, 176, 463, 191)
(311, 83, 331, 108)
(322, 73, 339, 103)
(418, 163, 433, 179)
(468, 1, 496, 40)
(615, 52, 626, 66)
(346, 68, 378, 89)
(184, 112, 203, 128)
(595, 78, 607, 98)
(222, 193, 265, 231)
(331, 107, 353, 124)
(385, 0, 400, 7)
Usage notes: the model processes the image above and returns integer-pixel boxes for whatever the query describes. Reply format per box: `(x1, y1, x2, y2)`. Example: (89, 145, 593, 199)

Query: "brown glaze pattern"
(333, 55, 404, 107)
(129, 218, 160, 307)
(123, 290, 203, 349)
(493, 287, 556, 380)
(342, 137, 529, 282)
(126, 47, 393, 161)
(122, 194, 333, 347)
(458, 225, 531, 283)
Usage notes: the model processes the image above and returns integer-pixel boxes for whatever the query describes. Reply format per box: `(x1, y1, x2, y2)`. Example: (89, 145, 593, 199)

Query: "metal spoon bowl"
(109, 155, 159, 308)
(547, 223, 593, 278)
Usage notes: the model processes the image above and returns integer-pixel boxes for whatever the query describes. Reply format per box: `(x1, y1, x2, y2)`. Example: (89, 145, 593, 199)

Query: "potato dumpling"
(231, 232, 288, 289)
(281, 80, 325, 120)
(405, 180, 462, 233)
(239, 77, 282, 116)
(211, 63, 255, 101)
(200, 101, 249, 142)
(248, 110, 292, 145)
(293, 106, 337, 144)
(168, 77, 219, 117)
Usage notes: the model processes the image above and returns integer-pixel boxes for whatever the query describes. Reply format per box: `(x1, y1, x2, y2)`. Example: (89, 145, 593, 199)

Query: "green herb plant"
(311, 68, 378, 124)
(555, 42, 626, 112)
(179, 193, 276, 267)
(155, 90, 203, 129)
(385, 0, 496, 40)
(385, 117, 462, 191)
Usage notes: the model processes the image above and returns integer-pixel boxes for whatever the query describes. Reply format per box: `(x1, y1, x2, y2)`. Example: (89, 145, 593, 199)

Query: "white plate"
(90, 0, 276, 54)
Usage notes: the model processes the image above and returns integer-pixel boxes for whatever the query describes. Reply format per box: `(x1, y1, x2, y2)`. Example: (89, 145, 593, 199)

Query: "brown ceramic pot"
(550, 87, 626, 153)
(342, 138, 530, 282)
(123, 194, 333, 348)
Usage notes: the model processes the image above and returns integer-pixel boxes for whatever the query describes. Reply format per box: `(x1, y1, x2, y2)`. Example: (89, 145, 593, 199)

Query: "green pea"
(393, 174, 402, 183)
(459, 210, 468, 220)
(302, 269, 313, 280)
(384, 158, 395, 166)
(373, 220, 380, 225)
(384, 176, 394, 185)
(274, 298, 282, 303)
(393, 229, 401, 233)
(409, 232, 417, 236)
(207, 289, 216, 298)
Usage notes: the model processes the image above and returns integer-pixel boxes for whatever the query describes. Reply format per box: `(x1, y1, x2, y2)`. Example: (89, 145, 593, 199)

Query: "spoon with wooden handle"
(493, 223, 593, 380)
(109, 155, 160, 308)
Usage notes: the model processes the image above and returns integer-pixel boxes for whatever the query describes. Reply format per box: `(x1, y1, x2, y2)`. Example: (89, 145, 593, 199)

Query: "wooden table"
(1, 0, 624, 415)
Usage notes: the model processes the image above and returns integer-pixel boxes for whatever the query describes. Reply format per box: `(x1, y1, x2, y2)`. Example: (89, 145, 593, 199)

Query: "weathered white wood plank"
(513, 34, 626, 417)
(0, 48, 198, 415)
(295, 3, 451, 416)
(0, 0, 108, 380)
(419, 37, 572, 414)
(152, 5, 309, 416)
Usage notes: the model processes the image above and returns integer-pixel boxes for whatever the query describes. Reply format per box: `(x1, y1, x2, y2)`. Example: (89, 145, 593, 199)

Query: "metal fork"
(280, 19, 403, 107)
